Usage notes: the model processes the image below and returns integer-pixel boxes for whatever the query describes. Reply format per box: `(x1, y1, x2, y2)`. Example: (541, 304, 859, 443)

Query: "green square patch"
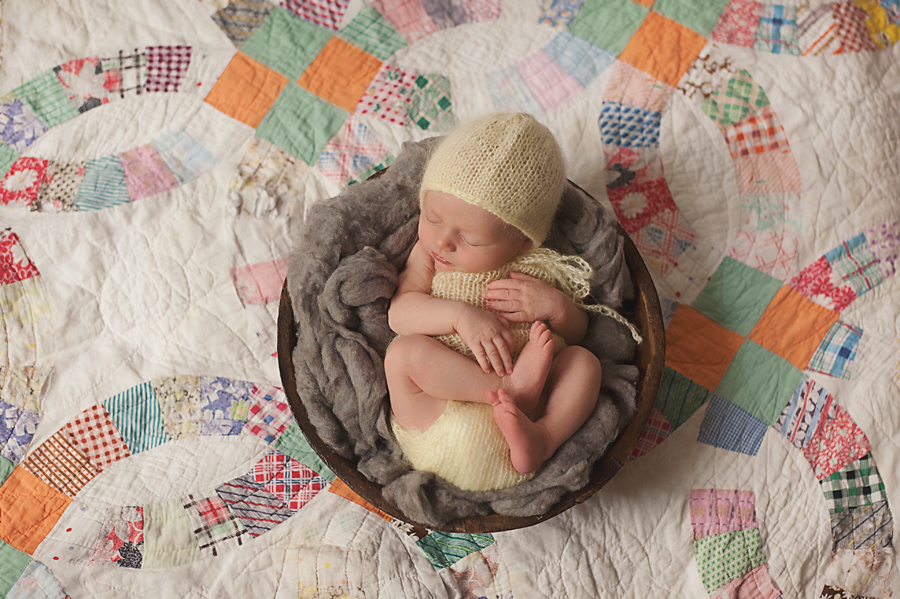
(142, 498, 202, 568)
(652, 0, 731, 37)
(338, 6, 407, 61)
(0, 144, 18, 176)
(273, 421, 336, 481)
(692, 257, 783, 337)
(693, 528, 766, 592)
(0, 456, 13, 486)
(416, 531, 495, 569)
(655, 366, 711, 429)
(567, 0, 649, 56)
(256, 82, 348, 164)
(0, 538, 32, 597)
(715, 340, 803, 425)
(14, 69, 80, 129)
(241, 6, 334, 81)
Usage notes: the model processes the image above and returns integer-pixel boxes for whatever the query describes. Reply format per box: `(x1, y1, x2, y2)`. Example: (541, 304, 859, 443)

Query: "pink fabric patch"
(711, 0, 765, 49)
(0, 228, 40, 285)
(603, 60, 675, 115)
(357, 63, 418, 126)
(709, 564, 782, 599)
(231, 258, 288, 306)
(515, 50, 582, 113)
(63, 404, 132, 472)
(120, 143, 179, 200)
(728, 227, 799, 278)
(281, 0, 350, 31)
(370, 0, 438, 42)
(731, 150, 801, 195)
(605, 153, 679, 234)
(630, 407, 671, 459)
(629, 208, 697, 275)
(789, 256, 857, 312)
(243, 386, 292, 442)
(690, 488, 758, 541)
(315, 115, 391, 185)
(464, 0, 501, 22)
(0, 157, 48, 207)
(802, 404, 871, 480)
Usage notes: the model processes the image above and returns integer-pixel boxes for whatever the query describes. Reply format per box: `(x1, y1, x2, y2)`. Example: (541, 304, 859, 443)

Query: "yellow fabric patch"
(298, 37, 383, 113)
(665, 305, 746, 392)
(204, 51, 289, 128)
(856, 0, 900, 48)
(619, 10, 708, 88)
(0, 466, 72, 554)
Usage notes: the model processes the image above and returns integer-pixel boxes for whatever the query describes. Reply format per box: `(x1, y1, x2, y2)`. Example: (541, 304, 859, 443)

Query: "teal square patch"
(256, 82, 348, 164)
(0, 455, 13, 485)
(567, 0, 649, 56)
(416, 531, 495, 569)
(654, 366, 711, 428)
(337, 6, 407, 61)
(273, 421, 336, 482)
(241, 7, 334, 81)
(692, 257, 783, 337)
(0, 144, 18, 176)
(14, 69, 80, 129)
(715, 340, 803, 425)
(652, 0, 732, 37)
(0, 538, 32, 597)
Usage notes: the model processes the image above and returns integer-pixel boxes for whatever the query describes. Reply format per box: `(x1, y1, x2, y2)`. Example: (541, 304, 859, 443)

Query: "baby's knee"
(564, 346, 603, 384)
(384, 334, 430, 375)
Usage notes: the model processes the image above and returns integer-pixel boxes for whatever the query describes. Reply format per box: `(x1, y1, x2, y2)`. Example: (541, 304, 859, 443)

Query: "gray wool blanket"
(286, 137, 639, 527)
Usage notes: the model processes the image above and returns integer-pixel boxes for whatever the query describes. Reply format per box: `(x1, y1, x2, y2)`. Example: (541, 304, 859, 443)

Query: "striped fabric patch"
(103, 382, 168, 455)
(22, 431, 99, 498)
(797, 3, 840, 56)
(216, 475, 293, 536)
(655, 367, 712, 429)
(338, 6, 408, 60)
(694, 528, 767, 592)
(697, 395, 768, 456)
(830, 500, 894, 552)
(599, 102, 662, 148)
(120, 143, 180, 201)
(152, 130, 218, 185)
(821, 453, 887, 514)
(690, 489, 758, 541)
(774, 376, 836, 449)
(212, 0, 274, 48)
(75, 155, 130, 210)
(416, 531, 495, 569)
(12, 68, 81, 129)
(542, 31, 614, 89)
(824, 233, 884, 296)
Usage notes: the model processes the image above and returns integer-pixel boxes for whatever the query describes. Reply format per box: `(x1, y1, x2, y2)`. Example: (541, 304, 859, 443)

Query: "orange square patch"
(0, 466, 72, 554)
(749, 286, 839, 370)
(298, 37, 384, 112)
(666, 305, 746, 392)
(619, 10, 707, 88)
(204, 52, 289, 128)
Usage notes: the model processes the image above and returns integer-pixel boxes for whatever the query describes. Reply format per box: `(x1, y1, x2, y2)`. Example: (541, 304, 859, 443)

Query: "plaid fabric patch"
(22, 430, 99, 497)
(629, 408, 671, 459)
(146, 46, 192, 93)
(629, 208, 698, 275)
(690, 489, 757, 541)
(599, 102, 662, 148)
(338, 6, 408, 61)
(416, 531, 495, 569)
(153, 375, 203, 441)
(542, 31, 614, 89)
(182, 493, 247, 556)
(821, 453, 887, 514)
(0, 398, 40, 463)
(654, 366, 711, 429)
(722, 107, 789, 159)
(701, 68, 770, 127)
(74, 155, 130, 211)
(464, 0, 501, 22)
(212, 0, 274, 47)
(824, 233, 884, 296)
(281, 0, 350, 31)
(200, 376, 254, 436)
(803, 405, 871, 481)
(152, 129, 218, 185)
(407, 73, 454, 132)
(697, 395, 768, 456)
(515, 49, 582, 114)
(774, 376, 836, 449)
(754, 4, 800, 54)
(0, 157, 47, 208)
(252, 452, 327, 511)
(694, 528, 767, 593)
(711, 0, 764, 48)
(315, 115, 392, 185)
(486, 64, 544, 116)
(0, 95, 47, 152)
(103, 381, 167, 455)
(831, 500, 893, 552)
(797, 4, 840, 56)
(63, 404, 131, 472)
(538, 0, 583, 28)
(789, 256, 856, 312)
(833, 1, 879, 52)
(868, 220, 899, 278)
(357, 63, 417, 126)
(99, 50, 148, 99)
(249, 449, 292, 484)
(0, 228, 41, 284)
(120, 143, 180, 201)
(216, 475, 292, 536)
(243, 386, 292, 442)
(807, 320, 863, 379)
(34, 160, 85, 213)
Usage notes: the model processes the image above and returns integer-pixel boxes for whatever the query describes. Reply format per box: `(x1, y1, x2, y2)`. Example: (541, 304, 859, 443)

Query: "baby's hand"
(455, 308, 515, 376)
(484, 272, 563, 324)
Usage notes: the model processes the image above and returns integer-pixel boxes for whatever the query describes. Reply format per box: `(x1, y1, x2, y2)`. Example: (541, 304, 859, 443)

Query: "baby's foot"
(501, 321, 554, 415)
(488, 389, 549, 474)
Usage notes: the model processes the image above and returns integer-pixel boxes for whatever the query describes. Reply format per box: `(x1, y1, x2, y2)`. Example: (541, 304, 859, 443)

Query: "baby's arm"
(483, 272, 589, 346)
(389, 241, 516, 375)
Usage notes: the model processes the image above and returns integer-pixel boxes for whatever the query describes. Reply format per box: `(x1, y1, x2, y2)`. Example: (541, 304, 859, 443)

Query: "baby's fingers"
(494, 336, 513, 375)
(471, 345, 492, 374)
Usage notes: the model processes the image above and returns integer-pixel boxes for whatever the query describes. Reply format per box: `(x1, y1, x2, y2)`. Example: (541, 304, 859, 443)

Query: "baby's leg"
(385, 324, 555, 433)
(490, 345, 602, 474)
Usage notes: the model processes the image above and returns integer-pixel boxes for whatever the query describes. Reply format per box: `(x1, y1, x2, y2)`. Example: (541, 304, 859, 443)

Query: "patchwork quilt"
(0, 0, 898, 597)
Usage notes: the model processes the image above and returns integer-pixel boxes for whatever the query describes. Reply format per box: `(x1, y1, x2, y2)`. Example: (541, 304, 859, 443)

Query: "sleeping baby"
(385, 112, 637, 492)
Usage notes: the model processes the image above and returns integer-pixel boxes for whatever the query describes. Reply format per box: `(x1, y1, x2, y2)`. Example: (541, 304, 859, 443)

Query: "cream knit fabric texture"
(419, 112, 566, 247)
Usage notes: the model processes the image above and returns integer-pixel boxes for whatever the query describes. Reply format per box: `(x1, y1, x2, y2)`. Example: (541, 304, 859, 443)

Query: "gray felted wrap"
(287, 137, 638, 527)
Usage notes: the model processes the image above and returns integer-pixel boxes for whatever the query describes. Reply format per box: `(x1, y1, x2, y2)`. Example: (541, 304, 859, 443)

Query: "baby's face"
(419, 190, 531, 273)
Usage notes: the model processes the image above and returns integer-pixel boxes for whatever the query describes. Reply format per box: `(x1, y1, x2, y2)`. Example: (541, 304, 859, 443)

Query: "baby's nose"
(436, 230, 454, 250)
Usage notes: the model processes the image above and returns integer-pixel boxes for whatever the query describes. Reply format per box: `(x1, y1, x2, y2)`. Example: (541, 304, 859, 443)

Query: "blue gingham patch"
(697, 395, 768, 456)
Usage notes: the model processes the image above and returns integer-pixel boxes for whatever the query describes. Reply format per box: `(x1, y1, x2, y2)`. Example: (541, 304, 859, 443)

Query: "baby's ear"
(521, 238, 533, 252)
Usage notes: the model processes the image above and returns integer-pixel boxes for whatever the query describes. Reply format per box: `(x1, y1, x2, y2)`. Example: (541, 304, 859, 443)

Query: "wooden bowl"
(277, 186, 665, 533)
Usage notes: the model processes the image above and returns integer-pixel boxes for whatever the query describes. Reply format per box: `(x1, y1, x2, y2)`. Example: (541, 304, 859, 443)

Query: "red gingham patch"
(0, 228, 41, 285)
(802, 405, 871, 480)
(146, 46, 192, 93)
(722, 106, 789, 160)
(22, 431, 99, 497)
(290, 477, 326, 511)
(630, 408, 672, 459)
(63, 404, 131, 472)
(832, 2, 878, 53)
(196, 496, 232, 526)
(281, 0, 350, 31)
(242, 386, 292, 442)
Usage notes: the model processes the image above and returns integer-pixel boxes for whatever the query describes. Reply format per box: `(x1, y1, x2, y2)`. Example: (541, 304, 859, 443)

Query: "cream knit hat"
(420, 112, 566, 247)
